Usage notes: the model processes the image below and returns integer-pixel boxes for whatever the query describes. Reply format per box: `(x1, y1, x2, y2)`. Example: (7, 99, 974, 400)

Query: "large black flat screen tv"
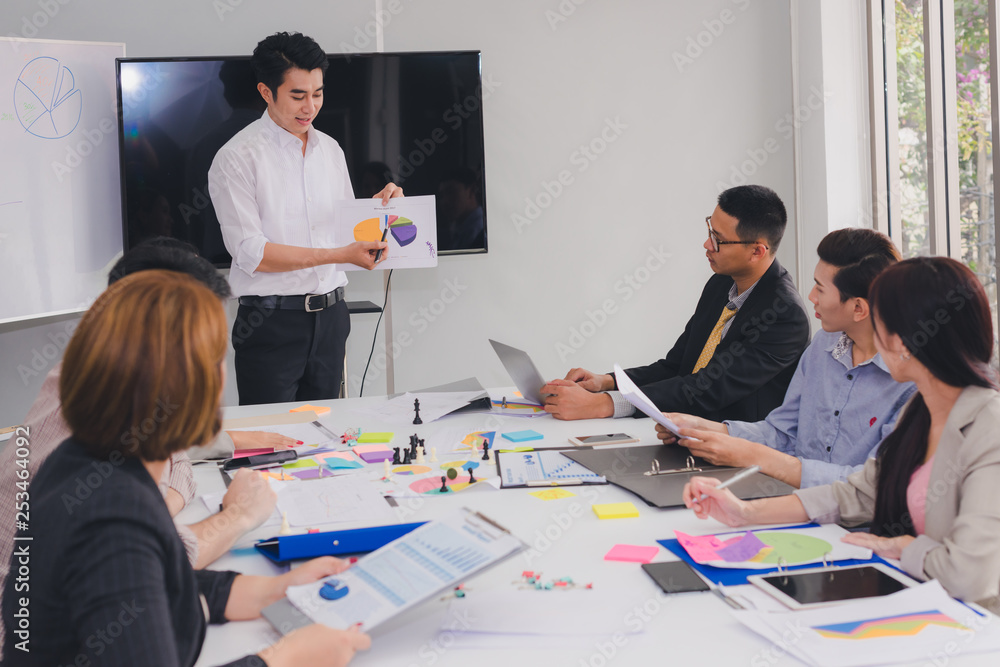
(116, 51, 487, 265)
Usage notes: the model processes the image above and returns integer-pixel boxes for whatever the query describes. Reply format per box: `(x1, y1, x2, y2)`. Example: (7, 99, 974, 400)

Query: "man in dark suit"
(542, 185, 810, 422)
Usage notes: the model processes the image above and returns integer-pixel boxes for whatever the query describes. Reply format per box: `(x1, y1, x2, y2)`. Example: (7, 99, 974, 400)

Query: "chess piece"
(413, 398, 423, 425)
(467, 467, 476, 484)
(392, 447, 401, 465)
(279, 512, 292, 536)
(439, 475, 449, 493)
(481, 444, 490, 462)
(383, 459, 392, 477)
(403, 448, 411, 465)
(430, 447, 438, 462)
(416, 447, 425, 464)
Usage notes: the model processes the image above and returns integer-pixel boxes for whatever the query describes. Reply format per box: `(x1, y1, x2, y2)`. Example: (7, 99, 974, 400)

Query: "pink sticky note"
(674, 531, 727, 564)
(352, 444, 392, 455)
(231, 447, 275, 459)
(604, 544, 660, 563)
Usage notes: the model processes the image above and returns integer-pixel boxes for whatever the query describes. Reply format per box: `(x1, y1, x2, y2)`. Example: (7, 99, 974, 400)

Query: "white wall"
(0, 0, 797, 427)
(791, 0, 872, 299)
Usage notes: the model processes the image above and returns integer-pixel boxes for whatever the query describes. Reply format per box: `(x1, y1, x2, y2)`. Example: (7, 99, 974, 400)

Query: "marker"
(373, 218, 389, 262)
(698, 465, 761, 502)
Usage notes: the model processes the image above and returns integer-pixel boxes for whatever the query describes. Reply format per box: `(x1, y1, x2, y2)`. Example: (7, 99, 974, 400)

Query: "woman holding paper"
(683, 257, 1000, 612)
(1, 271, 368, 667)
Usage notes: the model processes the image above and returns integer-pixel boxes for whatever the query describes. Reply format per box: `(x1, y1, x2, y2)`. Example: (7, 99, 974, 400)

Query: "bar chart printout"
(285, 509, 524, 630)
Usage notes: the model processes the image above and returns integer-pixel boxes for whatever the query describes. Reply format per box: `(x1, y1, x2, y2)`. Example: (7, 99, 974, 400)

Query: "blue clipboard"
(255, 522, 426, 563)
(657, 523, 891, 586)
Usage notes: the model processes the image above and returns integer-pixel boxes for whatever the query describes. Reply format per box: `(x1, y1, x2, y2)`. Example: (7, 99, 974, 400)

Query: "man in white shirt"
(209, 32, 401, 404)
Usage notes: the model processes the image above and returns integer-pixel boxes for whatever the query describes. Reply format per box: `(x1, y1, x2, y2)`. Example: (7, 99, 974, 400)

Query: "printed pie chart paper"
(675, 524, 872, 569)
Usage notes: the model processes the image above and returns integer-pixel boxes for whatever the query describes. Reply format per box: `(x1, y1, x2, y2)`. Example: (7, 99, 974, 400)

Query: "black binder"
(562, 444, 794, 508)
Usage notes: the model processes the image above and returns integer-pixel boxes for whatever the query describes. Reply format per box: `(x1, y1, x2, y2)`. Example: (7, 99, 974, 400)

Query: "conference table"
(186, 390, 996, 667)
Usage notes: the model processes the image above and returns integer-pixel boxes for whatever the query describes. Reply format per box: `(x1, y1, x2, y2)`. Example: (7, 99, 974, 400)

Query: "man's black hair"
(717, 185, 787, 253)
(251, 32, 328, 99)
(109, 237, 232, 300)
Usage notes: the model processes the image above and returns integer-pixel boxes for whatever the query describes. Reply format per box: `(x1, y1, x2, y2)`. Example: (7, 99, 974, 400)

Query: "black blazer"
(2, 438, 259, 667)
(621, 259, 810, 423)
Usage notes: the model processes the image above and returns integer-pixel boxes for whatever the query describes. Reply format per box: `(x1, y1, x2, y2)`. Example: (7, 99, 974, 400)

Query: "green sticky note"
(282, 458, 319, 469)
(358, 432, 394, 443)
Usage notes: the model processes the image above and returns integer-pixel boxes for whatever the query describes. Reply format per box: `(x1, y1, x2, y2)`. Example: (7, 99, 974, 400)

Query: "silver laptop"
(488, 339, 548, 406)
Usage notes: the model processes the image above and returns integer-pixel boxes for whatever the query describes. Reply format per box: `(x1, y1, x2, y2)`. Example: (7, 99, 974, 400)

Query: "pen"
(698, 465, 761, 501)
(526, 478, 583, 486)
(710, 585, 744, 610)
(373, 220, 389, 262)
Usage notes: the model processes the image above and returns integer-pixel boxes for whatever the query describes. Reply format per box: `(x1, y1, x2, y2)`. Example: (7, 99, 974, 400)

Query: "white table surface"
(187, 389, 998, 667)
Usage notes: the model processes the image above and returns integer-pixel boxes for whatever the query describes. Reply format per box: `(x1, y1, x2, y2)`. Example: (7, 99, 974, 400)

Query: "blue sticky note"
(324, 459, 364, 470)
(501, 430, 543, 443)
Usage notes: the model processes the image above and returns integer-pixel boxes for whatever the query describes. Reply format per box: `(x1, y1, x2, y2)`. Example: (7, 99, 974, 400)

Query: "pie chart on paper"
(387, 215, 417, 247)
(353, 217, 383, 243)
(15, 57, 83, 139)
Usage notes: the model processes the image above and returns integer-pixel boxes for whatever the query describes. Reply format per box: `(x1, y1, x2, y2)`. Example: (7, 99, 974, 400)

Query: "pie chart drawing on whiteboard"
(15, 57, 83, 139)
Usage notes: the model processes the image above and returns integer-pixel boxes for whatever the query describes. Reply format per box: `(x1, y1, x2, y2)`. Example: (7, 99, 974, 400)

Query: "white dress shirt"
(208, 110, 354, 297)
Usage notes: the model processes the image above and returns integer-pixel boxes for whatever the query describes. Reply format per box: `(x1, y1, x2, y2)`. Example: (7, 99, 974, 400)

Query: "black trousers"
(232, 299, 350, 406)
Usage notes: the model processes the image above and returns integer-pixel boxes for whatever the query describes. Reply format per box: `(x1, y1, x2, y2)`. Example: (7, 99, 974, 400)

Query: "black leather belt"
(238, 287, 345, 312)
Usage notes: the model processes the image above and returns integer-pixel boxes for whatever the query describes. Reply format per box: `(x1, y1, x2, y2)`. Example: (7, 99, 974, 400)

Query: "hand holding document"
(613, 364, 687, 439)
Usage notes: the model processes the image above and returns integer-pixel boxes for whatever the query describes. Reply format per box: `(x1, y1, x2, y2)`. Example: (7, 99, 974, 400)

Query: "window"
(869, 0, 1000, 350)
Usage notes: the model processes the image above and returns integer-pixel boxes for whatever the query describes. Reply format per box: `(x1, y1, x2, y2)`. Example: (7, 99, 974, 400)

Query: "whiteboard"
(0, 37, 125, 324)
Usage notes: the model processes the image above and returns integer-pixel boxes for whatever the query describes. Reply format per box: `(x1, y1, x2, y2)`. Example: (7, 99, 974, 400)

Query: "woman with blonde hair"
(3, 270, 368, 667)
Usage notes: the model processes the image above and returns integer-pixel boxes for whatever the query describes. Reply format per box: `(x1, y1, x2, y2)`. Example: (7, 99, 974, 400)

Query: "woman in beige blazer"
(683, 257, 1000, 611)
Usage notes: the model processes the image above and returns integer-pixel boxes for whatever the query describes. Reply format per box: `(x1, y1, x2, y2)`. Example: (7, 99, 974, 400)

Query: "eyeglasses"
(705, 216, 769, 253)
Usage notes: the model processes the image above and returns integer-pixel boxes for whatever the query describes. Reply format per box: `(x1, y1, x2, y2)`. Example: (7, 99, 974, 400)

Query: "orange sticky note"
(290, 404, 330, 416)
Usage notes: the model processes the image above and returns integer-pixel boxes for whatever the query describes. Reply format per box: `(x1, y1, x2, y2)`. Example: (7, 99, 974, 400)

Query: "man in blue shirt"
(656, 228, 915, 488)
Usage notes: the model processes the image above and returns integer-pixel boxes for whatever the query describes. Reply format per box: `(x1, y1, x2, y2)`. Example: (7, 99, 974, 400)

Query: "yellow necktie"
(693, 306, 737, 372)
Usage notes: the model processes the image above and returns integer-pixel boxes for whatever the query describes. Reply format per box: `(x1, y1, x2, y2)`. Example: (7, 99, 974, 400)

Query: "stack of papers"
(733, 581, 1000, 667)
(440, 590, 644, 649)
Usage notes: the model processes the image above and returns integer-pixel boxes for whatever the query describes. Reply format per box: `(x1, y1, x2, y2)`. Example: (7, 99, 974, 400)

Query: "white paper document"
(353, 391, 486, 424)
(285, 509, 524, 631)
(497, 450, 606, 487)
(275, 475, 396, 527)
(732, 580, 1000, 667)
(333, 195, 438, 271)
(613, 364, 686, 438)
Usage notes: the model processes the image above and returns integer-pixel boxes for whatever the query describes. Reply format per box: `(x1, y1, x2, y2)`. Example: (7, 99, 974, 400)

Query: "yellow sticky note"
(592, 502, 639, 519)
(358, 432, 394, 444)
(498, 447, 534, 453)
(529, 488, 576, 501)
(290, 404, 330, 416)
